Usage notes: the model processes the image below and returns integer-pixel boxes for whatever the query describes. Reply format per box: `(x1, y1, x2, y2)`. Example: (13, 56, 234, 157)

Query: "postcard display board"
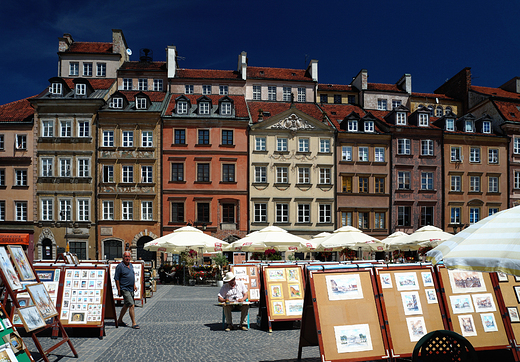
(262, 264, 305, 333)
(109, 261, 146, 306)
(230, 265, 261, 302)
(0, 303, 34, 362)
(0, 246, 77, 362)
(373, 264, 446, 360)
(298, 264, 390, 362)
(436, 265, 510, 352)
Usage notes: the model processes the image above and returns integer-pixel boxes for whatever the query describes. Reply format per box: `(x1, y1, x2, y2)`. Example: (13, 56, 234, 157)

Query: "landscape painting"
(334, 324, 373, 353)
(326, 274, 363, 301)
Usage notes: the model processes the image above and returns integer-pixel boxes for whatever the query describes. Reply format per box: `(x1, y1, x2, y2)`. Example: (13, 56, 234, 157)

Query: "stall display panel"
(109, 262, 144, 305)
(374, 265, 446, 359)
(231, 265, 261, 302)
(263, 265, 304, 322)
(437, 265, 509, 350)
(307, 267, 389, 361)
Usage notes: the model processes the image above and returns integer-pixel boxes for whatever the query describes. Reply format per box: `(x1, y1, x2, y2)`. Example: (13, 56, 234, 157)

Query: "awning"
(0, 233, 30, 245)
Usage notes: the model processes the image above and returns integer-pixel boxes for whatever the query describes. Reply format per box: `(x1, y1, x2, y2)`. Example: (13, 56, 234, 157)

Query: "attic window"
(259, 71, 264, 75)
(50, 83, 62, 95)
(263, 112, 271, 117)
(292, 73, 296, 76)
(510, 112, 516, 117)
(331, 111, 337, 115)
(110, 97, 123, 109)
(76, 84, 86, 96)
(136, 98, 147, 109)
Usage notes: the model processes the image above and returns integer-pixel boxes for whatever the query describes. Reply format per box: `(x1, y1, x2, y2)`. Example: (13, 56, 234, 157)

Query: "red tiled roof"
(63, 78, 116, 90)
(319, 104, 367, 129)
(247, 67, 312, 82)
(0, 97, 35, 123)
(318, 84, 354, 92)
(411, 92, 455, 100)
(119, 91, 167, 102)
(166, 94, 249, 118)
(120, 61, 167, 71)
(367, 83, 405, 93)
(247, 102, 323, 124)
(176, 69, 240, 80)
(493, 101, 520, 122)
(471, 86, 520, 100)
(65, 42, 113, 54)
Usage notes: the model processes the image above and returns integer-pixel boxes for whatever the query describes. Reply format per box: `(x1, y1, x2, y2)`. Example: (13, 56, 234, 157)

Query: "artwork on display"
(471, 293, 496, 313)
(7, 245, 35, 281)
(380, 274, 392, 289)
(69, 312, 86, 324)
(425, 289, 438, 304)
(64, 254, 74, 264)
(458, 314, 478, 337)
(325, 274, 363, 301)
(514, 286, 520, 304)
(234, 267, 247, 276)
(26, 283, 58, 319)
(508, 307, 520, 323)
(249, 289, 259, 300)
(250, 279, 257, 288)
(45, 282, 59, 298)
(2, 318, 12, 329)
(250, 267, 256, 277)
(480, 313, 498, 333)
(334, 324, 373, 353)
(289, 284, 301, 298)
(406, 316, 427, 342)
(497, 272, 508, 282)
(3, 331, 24, 353)
(0, 247, 23, 291)
(0, 346, 17, 362)
(267, 269, 285, 282)
(394, 272, 420, 291)
(110, 263, 140, 300)
(285, 300, 303, 316)
(270, 284, 283, 299)
(515, 275, 520, 283)
(401, 291, 423, 315)
(18, 306, 46, 332)
(35, 271, 53, 282)
(448, 270, 486, 294)
(236, 275, 249, 284)
(272, 301, 284, 315)
(450, 295, 474, 314)
(421, 272, 434, 287)
(287, 268, 299, 282)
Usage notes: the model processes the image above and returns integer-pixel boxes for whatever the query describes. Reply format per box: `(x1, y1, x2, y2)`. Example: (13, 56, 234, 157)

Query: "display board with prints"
(109, 261, 145, 305)
(230, 264, 261, 302)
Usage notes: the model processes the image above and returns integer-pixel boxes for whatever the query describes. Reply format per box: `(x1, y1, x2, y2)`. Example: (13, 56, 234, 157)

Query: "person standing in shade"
(218, 272, 249, 331)
(114, 251, 139, 329)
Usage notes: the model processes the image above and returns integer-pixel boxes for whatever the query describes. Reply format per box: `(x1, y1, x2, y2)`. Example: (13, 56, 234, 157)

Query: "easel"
(0, 247, 77, 361)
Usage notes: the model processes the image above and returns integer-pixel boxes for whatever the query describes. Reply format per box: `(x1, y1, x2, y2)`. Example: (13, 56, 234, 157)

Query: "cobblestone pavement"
(21, 284, 321, 362)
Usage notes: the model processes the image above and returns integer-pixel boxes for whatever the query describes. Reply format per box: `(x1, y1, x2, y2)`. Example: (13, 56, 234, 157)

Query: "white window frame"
(470, 176, 480, 192)
(220, 102, 232, 116)
(50, 83, 62, 95)
(77, 158, 90, 177)
(364, 121, 374, 132)
(254, 203, 267, 223)
(421, 140, 434, 156)
(177, 101, 188, 114)
(483, 121, 492, 134)
(421, 172, 434, 190)
(283, 87, 291, 102)
(102, 200, 114, 220)
(320, 139, 331, 153)
(219, 85, 228, 95)
(396, 112, 406, 125)
(122, 201, 133, 221)
(141, 201, 153, 221)
(276, 203, 289, 223)
(451, 175, 461, 192)
(15, 201, 27, 221)
(418, 113, 429, 127)
(122, 165, 134, 183)
(83, 63, 92, 77)
(138, 78, 148, 91)
(268, 86, 276, 101)
(41, 158, 53, 177)
(15, 169, 27, 186)
(185, 85, 194, 94)
(398, 171, 411, 190)
(298, 138, 309, 152)
(202, 85, 211, 95)
(77, 198, 90, 221)
(153, 79, 163, 92)
(469, 208, 480, 224)
(103, 165, 114, 183)
(96, 63, 106, 77)
(103, 130, 114, 147)
(348, 120, 358, 132)
(141, 131, 153, 147)
(122, 131, 134, 147)
(446, 119, 455, 131)
(488, 176, 499, 193)
(470, 147, 481, 163)
(451, 146, 462, 162)
(342, 146, 352, 161)
(136, 98, 147, 109)
(298, 167, 310, 184)
(378, 99, 387, 111)
(488, 149, 498, 164)
(110, 97, 123, 109)
(41, 198, 53, 221)
(397, 139, 411, 155)
(514, 138, 520, 154)
(59, 199, 72, 221)
(199, 102, 210, 115)
(254, 166, 267, 183)
(297, 87, 306, 102)
(69, 62, 79, 76)
(276, 167, 288, 184)
(78, 121, 90, 138)
(515, 171, 520, 189)
(375, 147, 385, 162)
(465, 121, 474, 132)
(298, 204, 310, 223)
(141, 166, 153, 183)
(76, 83, 86, 96)
(451, 207, 461, 224)
(319, 168, 331, 184)
(253, 85, 261, 100)
(60, 120, 72, 138)
(358, 147, 369, 162)
(319, 204, 332, 223)
(42, 120, 53, 137)
(123, 78, 132, 90)
(277, 138, 288, 152)
(255, 137, 266, 151)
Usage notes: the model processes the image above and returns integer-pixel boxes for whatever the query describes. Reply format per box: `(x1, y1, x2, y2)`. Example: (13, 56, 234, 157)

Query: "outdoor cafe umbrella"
(381, 231, 410, 251)
(316, 226, 385, 252)
(143, 226, 228, 253)
(401, 225, 453, 249)
(239, 226, 310, 252)
(427, 206, 520, 276)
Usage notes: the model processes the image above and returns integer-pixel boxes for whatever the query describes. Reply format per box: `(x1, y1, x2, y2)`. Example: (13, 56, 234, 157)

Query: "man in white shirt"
(218, 272, 249, 331)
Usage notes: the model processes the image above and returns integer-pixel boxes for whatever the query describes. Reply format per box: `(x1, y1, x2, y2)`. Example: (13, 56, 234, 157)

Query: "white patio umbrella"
(316, 226, 384, 252)
(427, 206, 520, 275)
(225, 238, 269, 252)
(143, 226, 228, 253)
(402, 225, 453, 249)
(304, 232, 331, 251)
(239, 226, 310, 252)
(381, 231, 410, 251)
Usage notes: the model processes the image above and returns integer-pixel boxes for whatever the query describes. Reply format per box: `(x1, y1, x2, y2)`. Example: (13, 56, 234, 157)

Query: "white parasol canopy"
(427, 206, 520, 275)
(234, 226, 310, 252)
(381, 231, 410, 251)
(403, 225, 453, 249)
(316, 226, 384, 252)
(143, 226, 228, 254)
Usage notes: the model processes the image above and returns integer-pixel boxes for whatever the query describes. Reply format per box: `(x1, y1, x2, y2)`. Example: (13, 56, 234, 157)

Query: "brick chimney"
(237, 51, 247, 80)
(167, 46, 177, 79)
(397, 73, 412, 94)
(58, 33, 74, 52)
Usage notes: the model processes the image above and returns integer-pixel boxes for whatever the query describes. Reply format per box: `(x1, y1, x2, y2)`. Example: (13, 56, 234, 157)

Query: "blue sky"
(2, 0, 519, 104)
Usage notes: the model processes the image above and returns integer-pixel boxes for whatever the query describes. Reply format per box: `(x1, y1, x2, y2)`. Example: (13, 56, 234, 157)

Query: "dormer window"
(50, 83, 62, 95)
(199, 102, 210, 115)
(220, 102, 232, 116)
(445, 106, 452, 115)
(177, 101, 188, 114)
(419, 113, 429, 127)
(465, 121, 474, 132)
(446, 119, 455, 131)
(364, 121, 374, 132)
(110, 97, 123, 109)
(136, 98, 147, 109)
(396, 112, 406, 125)
(348, 120, 358, 132)
(76, 84, 86, 96)
(483, 121, 492, 134)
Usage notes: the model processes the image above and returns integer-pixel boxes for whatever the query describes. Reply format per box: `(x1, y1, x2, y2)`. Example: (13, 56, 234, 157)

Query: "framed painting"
(325, 274, 363, 301)
(448, 270, 486, 294)
(508, 306, 520, 323)
(394, 272, 420, 291)
(334, 324, 373, 353)
(497, 272, 508, 282)
(26, 283, 58, 319)
(458, 314, 477, 337)
(514, 286, 520, 304)
(7, 245, 35, 281)
(18, 306, 46, 332)
(0, 247, 23, 291)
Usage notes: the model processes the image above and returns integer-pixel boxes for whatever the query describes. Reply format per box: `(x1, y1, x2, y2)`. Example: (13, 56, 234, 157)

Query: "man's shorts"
(121, 289, 135, 307)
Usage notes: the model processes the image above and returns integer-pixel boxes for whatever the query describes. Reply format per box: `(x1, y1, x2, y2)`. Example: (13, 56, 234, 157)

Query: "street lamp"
(60, 205, 72, 252)
(186, 220, 207, 231)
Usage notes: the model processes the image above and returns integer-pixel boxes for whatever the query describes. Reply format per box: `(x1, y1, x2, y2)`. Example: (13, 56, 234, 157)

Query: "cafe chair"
(412, 330, 478, 362)
(221, 301, 250, 329)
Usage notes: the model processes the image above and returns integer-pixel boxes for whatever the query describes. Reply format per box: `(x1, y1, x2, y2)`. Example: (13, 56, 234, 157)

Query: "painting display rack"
(230, 264, 261, 302)
(0, 246, 77, 362)
(109, 261, 146, 306)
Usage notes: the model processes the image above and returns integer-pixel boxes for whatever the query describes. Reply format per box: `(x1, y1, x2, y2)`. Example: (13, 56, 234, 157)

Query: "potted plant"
(211, 253, 229, 287)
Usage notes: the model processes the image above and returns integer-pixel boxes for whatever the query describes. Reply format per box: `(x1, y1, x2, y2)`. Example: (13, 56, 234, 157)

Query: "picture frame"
(448, 270, 486, 294)
(425, 289, 438, 304)
(514, 286, 520, 304)
(401, 291, 423, 315)
(458, 314, 477, 337)
(325, 274, 363, 301)
(69, 311, 86, 324)
(480, 313, 498, 332)
(515, 275, 520, 282)
(394, 272, 420, 291)
(406, 316, 427, 342)
(270, 284, 283, 299)
(250, 289, 259, 300)
(508, 306, 520, 323)
(471, 293, 496, 313)
(287, 268, 299, 282)
(450, 295, 474, 314)
(0, 346, 17, 362)
(17, 306, 46, 332)
(380, 273, 392, 289)
(284, 299, 303, 316)
(272, 301, 284, 315)
(421, 272, 434, 287)
(26, 283, 58, 319)
(288, 284, 301, 298)
(267, 268, 285, 282)
(64, 254, 74, 264)
(35, 270, 54, 282)
(334, 324, 373, 353)
(7, 245, 35, 281)
(0, 247, 23, 291)
(497, 272, 508, 282)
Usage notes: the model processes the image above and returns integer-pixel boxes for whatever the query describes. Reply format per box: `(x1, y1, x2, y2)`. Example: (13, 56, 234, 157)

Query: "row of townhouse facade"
(0, 30, 519, 262)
